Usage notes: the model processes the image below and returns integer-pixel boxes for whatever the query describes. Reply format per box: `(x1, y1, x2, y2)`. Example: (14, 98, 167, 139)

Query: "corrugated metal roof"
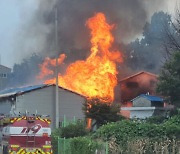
(0, 84, 50, 98)
(132, 94, 163, 102)
(0, 84, 47, 95)
(0, 84, 86, 99)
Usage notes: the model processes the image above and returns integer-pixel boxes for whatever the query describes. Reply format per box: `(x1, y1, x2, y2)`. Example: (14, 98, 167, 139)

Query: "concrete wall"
(121, 107, 155, 119)
(130, 108, 154, 119)
(133, 97, 151, 107)
(0, 86, 86, 129)
(0, 100, 12, 114)
(0, 65, 11, 91)
(121, 107, 169, 119)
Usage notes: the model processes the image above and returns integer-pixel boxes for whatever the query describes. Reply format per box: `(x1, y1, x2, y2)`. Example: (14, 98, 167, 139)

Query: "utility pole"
(55, 7, 59, 128)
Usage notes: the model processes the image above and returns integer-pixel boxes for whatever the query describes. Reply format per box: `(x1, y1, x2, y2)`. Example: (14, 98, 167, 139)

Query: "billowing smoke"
(18, 0, 170, 61)
(4, 0, 175, 89)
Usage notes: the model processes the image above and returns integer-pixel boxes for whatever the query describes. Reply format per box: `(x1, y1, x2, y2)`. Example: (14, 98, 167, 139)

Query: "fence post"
(64, 115, 66, 127)
(63, 137, 66, 154)
(105, 142, 108, 154)
(73, 116, 76, 124)
(58, 137, 60, 154)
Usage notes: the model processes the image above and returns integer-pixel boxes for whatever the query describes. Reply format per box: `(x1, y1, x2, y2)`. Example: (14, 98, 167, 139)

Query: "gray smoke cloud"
(12, 0, 173, 64)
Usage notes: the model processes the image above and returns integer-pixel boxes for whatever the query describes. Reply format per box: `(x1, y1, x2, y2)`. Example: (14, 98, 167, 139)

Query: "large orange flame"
(38, 12, 123, 102)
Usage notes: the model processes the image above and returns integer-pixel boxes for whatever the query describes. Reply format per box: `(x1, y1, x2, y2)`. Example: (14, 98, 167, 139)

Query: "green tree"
(157, 51, 180, 107)
(83, 98, 123, 129)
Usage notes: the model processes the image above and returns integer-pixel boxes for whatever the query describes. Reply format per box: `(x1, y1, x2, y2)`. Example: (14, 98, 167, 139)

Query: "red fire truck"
(0, 114, 52, 154)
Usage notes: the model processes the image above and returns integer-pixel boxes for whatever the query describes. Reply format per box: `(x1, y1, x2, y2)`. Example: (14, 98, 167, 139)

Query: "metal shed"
(0, 84, 86, 129)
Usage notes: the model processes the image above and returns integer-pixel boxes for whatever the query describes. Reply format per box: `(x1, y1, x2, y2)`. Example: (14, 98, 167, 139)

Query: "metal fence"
(61, 115, 77, 128)
(56, 116, 108, 154)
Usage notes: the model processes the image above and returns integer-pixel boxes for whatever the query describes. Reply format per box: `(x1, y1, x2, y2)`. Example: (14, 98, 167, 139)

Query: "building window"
(0, 73, 7, 78)
(126, 82, 139, 88)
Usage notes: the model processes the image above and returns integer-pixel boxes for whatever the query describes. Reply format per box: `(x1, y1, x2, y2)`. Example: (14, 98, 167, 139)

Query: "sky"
(0, 0, 179, 68)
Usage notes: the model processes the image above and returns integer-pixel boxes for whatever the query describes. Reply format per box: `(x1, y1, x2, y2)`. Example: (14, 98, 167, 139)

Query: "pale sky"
(0, 0, 179, 68)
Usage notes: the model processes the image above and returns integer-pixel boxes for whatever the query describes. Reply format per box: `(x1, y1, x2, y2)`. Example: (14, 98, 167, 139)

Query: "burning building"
(38, 12, 123, 103)
(119, 72, 172, 119)
(0, 84, 86, 129)
(119, 71, 158, 106)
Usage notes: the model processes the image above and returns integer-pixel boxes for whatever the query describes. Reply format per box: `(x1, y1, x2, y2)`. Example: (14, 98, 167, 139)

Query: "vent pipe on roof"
(146, 92, 150, 95)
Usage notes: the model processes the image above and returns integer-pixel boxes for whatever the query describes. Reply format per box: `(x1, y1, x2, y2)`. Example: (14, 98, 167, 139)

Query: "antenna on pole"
(55, 6, 59, 128)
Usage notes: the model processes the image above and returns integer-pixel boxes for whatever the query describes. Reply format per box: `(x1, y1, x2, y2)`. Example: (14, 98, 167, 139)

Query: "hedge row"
(93, 115, 180, 143)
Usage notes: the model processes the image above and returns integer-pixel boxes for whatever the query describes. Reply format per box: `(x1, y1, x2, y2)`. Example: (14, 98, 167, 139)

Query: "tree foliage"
(8, 53, 42, 87)
(83, 98, 123, 128)
(123, 11, 172, 73)
(157, 51, 180, 107)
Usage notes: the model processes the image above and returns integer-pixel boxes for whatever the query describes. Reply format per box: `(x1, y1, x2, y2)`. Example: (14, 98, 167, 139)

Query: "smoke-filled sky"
(0, 0, 179, 68)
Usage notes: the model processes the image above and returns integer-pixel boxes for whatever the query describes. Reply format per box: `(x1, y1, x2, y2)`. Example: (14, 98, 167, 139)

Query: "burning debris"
(38, 12, 123, 102)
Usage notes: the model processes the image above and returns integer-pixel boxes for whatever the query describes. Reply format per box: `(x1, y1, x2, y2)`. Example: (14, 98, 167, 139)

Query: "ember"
(38, 12, 123, 102)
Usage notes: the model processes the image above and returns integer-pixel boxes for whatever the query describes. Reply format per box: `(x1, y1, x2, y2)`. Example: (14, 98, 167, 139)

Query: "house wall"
(119, 73, 158, 103)
(130, 109, 154, 119)
(0, 65, 11, 91)
(133, 97, 151, 107)
(121, 107, 169, 119)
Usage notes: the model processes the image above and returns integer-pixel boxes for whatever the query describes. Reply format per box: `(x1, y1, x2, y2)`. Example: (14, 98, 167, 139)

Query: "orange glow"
(37, 54, 66, 79)
(38, 12, 123, 102)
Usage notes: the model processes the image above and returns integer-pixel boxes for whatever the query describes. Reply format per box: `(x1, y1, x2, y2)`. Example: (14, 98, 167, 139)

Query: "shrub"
(145, 116, 167, 124)
(93, 117, 180, 144)
(61, 121, 88, 138)
(69, 137, 104, 154)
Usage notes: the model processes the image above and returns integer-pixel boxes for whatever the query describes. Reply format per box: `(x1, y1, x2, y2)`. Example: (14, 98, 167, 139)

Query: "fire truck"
(0, 114, 52, 154)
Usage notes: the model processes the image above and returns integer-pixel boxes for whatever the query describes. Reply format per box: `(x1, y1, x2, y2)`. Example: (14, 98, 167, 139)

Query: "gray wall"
(0, 65, 11, 91)
(14, 86, 85, 129)
(0, 100, 12, 114)
(133, 97, 151, 107)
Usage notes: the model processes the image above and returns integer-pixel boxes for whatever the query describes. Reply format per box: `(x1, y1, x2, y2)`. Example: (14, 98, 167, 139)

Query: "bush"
(51, 128, 61, 154)
(69, 137, 104, 154)
(61, 121, 88, 138)
(51, 121, 89, 153)
(145, 116, 167, 124)
(93, 117, 180, 144)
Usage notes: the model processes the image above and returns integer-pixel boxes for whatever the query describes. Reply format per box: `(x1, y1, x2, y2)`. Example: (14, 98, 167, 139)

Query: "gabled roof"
(0, 84, 86, 99)
(131, 94, 163, 102)
(119, 71, 158, 82)
(0, 64, 11, 71)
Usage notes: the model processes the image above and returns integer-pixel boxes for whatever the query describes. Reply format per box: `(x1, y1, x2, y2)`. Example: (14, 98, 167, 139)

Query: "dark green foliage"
(157, 51, 180, 107)
(145, 116, 167, 124)
(93, 117, 180, 144)
(51, 121, 88, 153)
(61, 121, 88, 138)
(52, 115, 180, 153)
(124, 11, 171, 72)
(83, 98, 123, 128)
(51, 128, 61, 154)
(69, 137, 104, 154)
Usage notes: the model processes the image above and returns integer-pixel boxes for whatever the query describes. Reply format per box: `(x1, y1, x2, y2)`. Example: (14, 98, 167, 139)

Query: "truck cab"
(1, 115, 52, 154)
